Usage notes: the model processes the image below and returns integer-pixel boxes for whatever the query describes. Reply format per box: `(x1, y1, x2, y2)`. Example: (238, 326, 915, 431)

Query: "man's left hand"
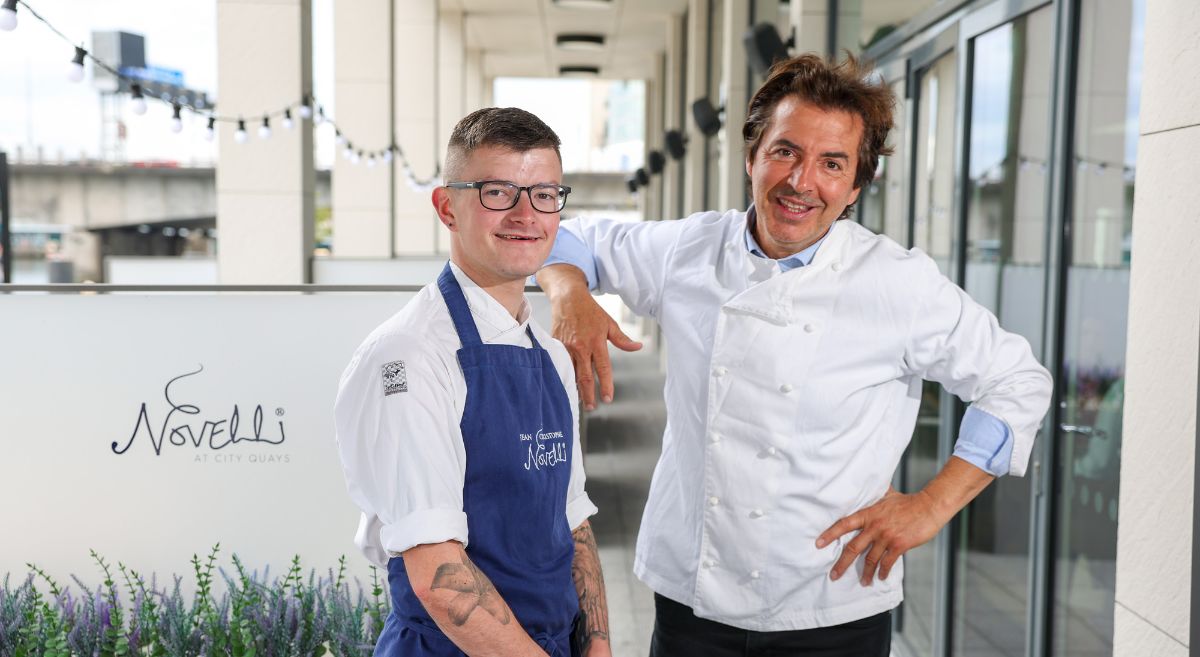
(816, 488, 947, 585)
(817, 457, 995, 586)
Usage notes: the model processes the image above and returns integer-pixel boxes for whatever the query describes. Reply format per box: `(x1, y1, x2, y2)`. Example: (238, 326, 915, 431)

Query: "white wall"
(1114, 1, 1200, 654)
(0, 293, 413, 592)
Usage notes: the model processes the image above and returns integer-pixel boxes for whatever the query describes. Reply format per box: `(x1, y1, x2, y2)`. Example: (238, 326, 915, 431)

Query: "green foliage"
(0, 547, 388, 657)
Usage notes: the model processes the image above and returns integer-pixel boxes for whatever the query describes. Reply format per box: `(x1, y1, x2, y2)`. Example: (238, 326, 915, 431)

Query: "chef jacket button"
(750, 570, 761, 579)
(831, 262, 842, 272)
(750, 509, 764, 518)
(702, 560, 715, 569)
(713, 366, 727, 378)
(710, 433, 721, 444)
(766, 446, 778, 456)
(779, 383, 794, 393)
(803, 323, 815, 333)
(709, 496, 720, 507)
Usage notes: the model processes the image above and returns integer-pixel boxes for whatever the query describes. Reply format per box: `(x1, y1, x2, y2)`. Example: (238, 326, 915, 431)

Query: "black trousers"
(649, 594, 892, 657)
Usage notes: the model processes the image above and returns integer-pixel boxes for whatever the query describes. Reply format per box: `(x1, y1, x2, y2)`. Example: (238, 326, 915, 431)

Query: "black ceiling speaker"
(692, 98, 723, 137)
(743, 23, 792, 76)
(626, 177, 640, 194)
(665, 129, 687, 160)
(635, 168, 650, 186)
(647, 150, 666, 174)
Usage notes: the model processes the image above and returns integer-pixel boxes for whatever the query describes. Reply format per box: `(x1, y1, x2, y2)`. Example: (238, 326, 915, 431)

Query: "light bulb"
(282, 109, 294, 130)
(367, 154, 377, 168)
(258, 116, 271, 139)
(297, 96, 312, 119)
(204, 117, 216, 142)
(352, 150, 362, 165)
(381, 149, 393, 163)
(130, 84, 147, 115)
(0, 0, 18, 31)
(316, 107, 326, 125)
(234, 119, 248, 144)
(67, 46, 86, 83)
(335, 130, 346, 146)
(342, 144, 353, 160)
(170, 104, 183, 133)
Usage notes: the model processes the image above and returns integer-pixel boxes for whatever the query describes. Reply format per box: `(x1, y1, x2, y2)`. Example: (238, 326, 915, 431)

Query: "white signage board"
(0, 292, 430, 593)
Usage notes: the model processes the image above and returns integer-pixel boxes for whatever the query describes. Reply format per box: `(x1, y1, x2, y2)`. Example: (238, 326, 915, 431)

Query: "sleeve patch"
(382, 360, 408, 395)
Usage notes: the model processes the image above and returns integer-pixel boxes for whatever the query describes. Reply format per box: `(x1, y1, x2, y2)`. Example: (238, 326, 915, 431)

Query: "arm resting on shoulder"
(403, 541, 549, 657)
(536, 264, 641, 410)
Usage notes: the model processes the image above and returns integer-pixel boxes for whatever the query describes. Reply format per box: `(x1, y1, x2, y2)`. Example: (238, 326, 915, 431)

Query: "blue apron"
(375, 264, 580, 657)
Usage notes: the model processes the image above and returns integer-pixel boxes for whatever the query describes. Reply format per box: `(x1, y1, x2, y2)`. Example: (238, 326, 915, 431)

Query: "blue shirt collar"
(743, 206, 830, 272)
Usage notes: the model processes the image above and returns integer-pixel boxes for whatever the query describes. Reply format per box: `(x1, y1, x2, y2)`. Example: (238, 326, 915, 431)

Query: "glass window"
(857, 79, 906, 240)
(953, 6, 1055, 656)
(1050, 0, 1144, 653)
(894, 49, 957, 657)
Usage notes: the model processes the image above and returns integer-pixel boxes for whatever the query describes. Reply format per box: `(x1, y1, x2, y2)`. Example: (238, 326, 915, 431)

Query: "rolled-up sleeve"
(952, 406, 1015, 476)
(334, 333, 469, 565)
(903, 261, 1053, 477)
(543, 223, 601, 290)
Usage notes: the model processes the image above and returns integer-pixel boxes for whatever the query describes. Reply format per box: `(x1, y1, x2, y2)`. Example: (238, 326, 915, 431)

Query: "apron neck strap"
(438, 262, 541, 350)
(437, 263, 483, 348)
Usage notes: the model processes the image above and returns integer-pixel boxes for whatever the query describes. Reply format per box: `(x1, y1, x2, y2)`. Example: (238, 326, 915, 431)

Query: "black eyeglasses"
(444, 180, 572, 213)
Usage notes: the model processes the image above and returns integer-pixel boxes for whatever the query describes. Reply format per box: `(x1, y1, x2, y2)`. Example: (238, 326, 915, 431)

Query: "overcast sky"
(0, 0, 335, 165)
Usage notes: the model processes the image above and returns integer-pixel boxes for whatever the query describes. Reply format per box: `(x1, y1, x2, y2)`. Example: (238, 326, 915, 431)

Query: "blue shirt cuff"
(952, 407, 1013, 477)
(536, 226, 598, 291)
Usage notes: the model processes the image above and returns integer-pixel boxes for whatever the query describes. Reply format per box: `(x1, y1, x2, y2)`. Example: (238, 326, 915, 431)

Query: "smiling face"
(746, 96, 864, 259)
(433, 145, 563, 288)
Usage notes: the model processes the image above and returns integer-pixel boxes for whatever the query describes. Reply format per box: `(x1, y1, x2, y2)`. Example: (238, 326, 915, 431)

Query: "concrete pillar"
(215, 0, 314, 283)
(645, 73, 664, 221)
(333, 0, 392, 258)
(682, 0, 710, 215)
(464, 49, 485, 114)
(835, 0, 862, 54)
(717, 0, 750, 211)
(1113, 1, 1200, 655)
(662, 15, 685, 221)
(438, 11, 466, 151)
(793, 0, 829, 54)
(393, 0, 444, 255)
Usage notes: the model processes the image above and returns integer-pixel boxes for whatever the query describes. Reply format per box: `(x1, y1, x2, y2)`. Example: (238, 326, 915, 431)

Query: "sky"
(0, 0, 336, 166)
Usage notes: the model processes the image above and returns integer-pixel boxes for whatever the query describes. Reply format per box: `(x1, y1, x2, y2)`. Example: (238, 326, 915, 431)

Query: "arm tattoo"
(571, 522, 610, 650)
(430, 553, 512, 627)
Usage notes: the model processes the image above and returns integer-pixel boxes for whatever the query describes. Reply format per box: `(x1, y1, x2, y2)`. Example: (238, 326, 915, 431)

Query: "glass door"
(857, 76, 908, 242)
(952, 5, 1055, 656)
(894, 47, 958, 657)
(1050, 0, 1144, 653)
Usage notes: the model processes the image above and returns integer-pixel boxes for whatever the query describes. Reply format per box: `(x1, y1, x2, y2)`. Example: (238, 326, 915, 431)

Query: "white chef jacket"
(555, 211, 1052, 631)
(333, 263, 597, 568)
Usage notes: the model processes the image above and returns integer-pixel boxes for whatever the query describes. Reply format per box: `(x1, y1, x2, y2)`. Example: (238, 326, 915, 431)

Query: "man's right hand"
(537, 264, 642, 410)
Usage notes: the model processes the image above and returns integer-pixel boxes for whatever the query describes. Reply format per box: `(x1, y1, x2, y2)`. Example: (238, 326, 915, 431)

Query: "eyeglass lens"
(479, 182, 567, 212)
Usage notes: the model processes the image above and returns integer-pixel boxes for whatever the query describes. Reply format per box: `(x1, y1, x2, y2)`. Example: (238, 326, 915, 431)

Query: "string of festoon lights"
(0, 0, 441, 191)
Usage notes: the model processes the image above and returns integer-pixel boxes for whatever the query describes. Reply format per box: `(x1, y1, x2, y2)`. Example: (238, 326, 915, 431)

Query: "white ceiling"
(441, 0, 689, 80)
(436, 0, 941, 80)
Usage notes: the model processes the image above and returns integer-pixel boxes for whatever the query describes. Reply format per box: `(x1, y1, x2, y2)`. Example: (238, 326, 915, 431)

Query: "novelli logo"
(519, 427, 568, 471)
(111, 365, 287, 456)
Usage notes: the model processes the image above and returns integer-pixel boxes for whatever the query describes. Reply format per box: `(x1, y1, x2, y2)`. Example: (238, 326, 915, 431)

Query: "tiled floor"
(581, 350, 665, 657)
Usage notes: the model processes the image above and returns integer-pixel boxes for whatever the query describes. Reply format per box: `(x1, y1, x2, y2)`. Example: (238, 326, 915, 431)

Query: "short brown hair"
(743, 53, 895, 190)
(444, 107, 562, 180)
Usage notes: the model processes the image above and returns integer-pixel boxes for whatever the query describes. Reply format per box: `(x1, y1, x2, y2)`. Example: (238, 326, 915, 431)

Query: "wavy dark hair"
(742, 53, 895, 190)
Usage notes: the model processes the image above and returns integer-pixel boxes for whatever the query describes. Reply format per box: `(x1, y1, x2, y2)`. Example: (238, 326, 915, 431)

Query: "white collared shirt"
(553, 211, 1052, 631)
(333, 263, 597, 567)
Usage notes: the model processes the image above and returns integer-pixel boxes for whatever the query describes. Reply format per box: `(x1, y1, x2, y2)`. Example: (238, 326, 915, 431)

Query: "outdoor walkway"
(583, 349, 665, 657)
